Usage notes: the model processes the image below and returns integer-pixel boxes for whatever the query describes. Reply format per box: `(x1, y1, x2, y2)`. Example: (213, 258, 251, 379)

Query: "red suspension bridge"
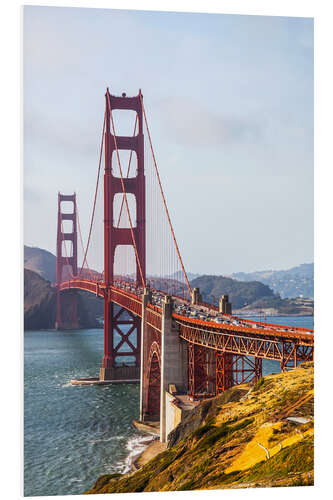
(55, 89, 314, 441)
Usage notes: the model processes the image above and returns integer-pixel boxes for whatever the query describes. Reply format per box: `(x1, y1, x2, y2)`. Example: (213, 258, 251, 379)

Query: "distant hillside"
(24, 245, 103, 282)
(169, 271, 201, 281)
(190, 275, 275, 309)
(24, 269, 103, 330)
(190, 274, 313, 316)
(24, 245, 56, 283)
(236, 296, 314, 316)
(232, 263, 314, 299)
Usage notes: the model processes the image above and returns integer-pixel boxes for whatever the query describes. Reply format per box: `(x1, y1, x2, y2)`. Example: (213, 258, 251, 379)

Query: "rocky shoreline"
(131, 439, 167, 471)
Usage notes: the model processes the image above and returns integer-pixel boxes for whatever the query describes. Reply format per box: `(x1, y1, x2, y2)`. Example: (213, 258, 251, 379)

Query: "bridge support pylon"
(55, 193, 79, 330)
(140, 288, 152, 420)
(159, 296, 188, 442)
(100, 89, 145, 381)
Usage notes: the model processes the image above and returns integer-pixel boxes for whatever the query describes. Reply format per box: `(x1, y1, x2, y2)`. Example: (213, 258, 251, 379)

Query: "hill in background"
(24, 245, 313, 317)
(24, 268, 103, 330)
(190, 275, 274, 309)
(190, 274, 313, 315)
(24, 245, 56, 283)
(232, 263, 314, 299)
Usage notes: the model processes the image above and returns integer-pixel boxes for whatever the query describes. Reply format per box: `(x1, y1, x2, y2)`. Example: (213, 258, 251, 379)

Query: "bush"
(192, 424, 214, 440)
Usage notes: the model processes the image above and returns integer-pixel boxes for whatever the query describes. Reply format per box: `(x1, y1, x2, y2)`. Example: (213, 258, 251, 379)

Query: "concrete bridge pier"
(191, 287, 202, 305)
(159, 295, 188, 443)
(140, 288, 152, 421)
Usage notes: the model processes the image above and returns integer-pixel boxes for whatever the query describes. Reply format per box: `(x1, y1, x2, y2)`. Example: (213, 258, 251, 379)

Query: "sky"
(24, 5, 313, 275)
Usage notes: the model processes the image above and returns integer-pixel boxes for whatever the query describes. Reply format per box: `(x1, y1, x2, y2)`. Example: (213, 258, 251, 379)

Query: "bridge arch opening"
(147, 349, 161, 421)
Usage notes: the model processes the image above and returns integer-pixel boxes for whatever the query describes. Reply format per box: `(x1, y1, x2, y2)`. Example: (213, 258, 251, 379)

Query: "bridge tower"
(55, 193, 79, 329)
(100, 89, 145, 381)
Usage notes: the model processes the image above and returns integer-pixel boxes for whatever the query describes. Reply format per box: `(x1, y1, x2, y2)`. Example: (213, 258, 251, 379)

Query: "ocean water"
(24, 315, 314, 496)
(24, 329, 149, 497)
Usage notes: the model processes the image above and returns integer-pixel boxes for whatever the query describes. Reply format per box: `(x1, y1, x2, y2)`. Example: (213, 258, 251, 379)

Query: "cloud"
(157, 97, 261, 147)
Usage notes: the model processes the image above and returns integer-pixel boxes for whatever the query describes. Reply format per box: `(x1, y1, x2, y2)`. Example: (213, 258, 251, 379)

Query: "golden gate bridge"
(54, 88, 314, 442)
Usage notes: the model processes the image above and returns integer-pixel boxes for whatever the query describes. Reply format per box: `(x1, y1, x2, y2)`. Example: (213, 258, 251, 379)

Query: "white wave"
(122, 435, 156, 474)
(88, 436, 124, 444)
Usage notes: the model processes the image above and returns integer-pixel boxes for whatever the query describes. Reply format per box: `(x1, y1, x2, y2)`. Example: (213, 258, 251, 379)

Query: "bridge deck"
(57, 279, 314, 349)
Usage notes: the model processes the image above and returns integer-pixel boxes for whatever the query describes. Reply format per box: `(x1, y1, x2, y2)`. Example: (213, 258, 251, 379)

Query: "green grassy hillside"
(85, 362, 314, 493)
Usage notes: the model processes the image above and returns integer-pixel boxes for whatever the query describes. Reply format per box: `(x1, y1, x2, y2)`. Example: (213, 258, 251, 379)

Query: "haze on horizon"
(24, 6, 313, 276)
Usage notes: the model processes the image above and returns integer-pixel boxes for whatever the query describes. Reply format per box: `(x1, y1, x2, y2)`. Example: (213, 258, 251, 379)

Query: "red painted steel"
(102, 89, 146, 375)
(216, 352, 234, 393)
(55, 193, 79, 329)
(145, 341, 161, 420)
(188, 344, 216, 398)
(58, 277, 313, 393)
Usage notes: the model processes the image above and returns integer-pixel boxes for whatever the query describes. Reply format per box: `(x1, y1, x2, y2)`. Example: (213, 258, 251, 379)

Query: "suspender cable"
(106, 92, 146, 289)
(78, 110, 106, 277)
(76, 204, 95, 280)
(139, 94, 192, 296)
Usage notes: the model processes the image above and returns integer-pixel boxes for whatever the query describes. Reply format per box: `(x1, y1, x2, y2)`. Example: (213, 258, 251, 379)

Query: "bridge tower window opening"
(112, 149, 138, 179)
(60, 200, 74, 214)
(62, 240, 73, 258)
(113, 193, 137, 229)
(113, 245, 136, 282)
(61, 219, 73, 233)
(110, 109, 138, 138)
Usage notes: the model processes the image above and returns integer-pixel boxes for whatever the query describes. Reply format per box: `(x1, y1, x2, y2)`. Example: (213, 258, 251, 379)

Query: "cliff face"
(24, 269, 102, 330)
(85, 363, 314, 493)
(24, 269, 57, 329)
